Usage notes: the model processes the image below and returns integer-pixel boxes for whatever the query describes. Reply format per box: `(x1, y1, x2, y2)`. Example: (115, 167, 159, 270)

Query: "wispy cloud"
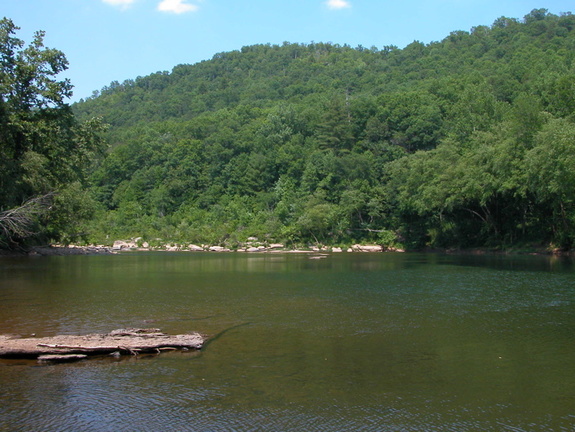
(102, 0, 136, 10)
(157, 0, 198, 14)
(325, 0, 351, 10)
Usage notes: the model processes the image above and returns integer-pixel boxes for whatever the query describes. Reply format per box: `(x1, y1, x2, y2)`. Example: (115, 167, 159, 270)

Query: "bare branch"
(0, 192, 55, 242)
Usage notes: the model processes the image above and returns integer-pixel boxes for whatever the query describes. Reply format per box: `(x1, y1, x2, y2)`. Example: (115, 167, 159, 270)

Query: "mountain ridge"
(71, 9, 575, 250)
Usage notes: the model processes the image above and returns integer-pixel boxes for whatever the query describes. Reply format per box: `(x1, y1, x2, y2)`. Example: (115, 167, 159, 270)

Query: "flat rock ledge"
(0, 328, 205, 362)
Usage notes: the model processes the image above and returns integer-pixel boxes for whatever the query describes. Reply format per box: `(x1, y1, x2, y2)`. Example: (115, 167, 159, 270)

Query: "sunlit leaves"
(70, 9, 575, 249)
(0, 19, 105, 245)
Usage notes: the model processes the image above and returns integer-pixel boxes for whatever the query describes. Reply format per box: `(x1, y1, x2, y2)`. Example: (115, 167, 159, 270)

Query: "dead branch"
(0, 192, 55, 242)
(0, 328, 205, 360)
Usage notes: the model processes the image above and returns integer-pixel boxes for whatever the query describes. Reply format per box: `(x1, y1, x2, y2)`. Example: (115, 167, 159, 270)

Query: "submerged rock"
(37, 354, 88, 363)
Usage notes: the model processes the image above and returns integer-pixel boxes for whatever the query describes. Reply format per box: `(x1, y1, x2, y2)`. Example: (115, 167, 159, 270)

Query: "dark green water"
(0, 252, 574, 431)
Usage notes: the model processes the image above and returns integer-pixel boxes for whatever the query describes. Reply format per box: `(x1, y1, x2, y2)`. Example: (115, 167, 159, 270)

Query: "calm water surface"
(0, 252, 574, 431)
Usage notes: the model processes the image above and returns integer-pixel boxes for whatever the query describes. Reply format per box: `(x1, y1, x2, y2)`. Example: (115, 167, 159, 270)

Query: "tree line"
(2, 9, 575, 251)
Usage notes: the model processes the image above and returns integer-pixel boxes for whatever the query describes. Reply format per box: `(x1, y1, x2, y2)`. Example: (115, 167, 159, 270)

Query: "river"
(0, 252, 574, 431)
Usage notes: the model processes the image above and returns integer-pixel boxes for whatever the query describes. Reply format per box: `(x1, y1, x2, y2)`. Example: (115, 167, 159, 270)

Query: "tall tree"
(0, 18, 105, 247)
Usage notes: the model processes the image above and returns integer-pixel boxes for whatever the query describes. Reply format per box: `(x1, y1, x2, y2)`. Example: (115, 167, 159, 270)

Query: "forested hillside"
(73, 8, 575, 250)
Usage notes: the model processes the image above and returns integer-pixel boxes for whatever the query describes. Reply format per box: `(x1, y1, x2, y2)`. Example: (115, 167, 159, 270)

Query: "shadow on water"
(201, 322, 253, 350)
(436, 252, 575, 273)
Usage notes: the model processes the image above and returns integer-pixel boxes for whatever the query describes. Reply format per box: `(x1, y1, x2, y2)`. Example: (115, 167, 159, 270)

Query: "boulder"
(209, 246, 230, 252)
(351, 244, 383, 252)
(112, 240, 137, 250)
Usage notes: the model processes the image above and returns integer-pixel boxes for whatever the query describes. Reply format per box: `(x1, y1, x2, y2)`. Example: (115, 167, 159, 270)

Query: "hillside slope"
(74, 9, 575, 250)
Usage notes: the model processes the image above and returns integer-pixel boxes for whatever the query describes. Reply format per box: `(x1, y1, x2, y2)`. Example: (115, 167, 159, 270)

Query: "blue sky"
(3, 0, 573, 102)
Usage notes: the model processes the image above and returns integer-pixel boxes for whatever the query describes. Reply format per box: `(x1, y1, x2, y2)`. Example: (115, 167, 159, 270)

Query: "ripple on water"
(1, 253, 574, 431)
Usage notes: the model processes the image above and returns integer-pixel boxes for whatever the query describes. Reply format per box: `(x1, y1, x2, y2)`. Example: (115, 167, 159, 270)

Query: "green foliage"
(525, 119, 575, 248)
(377, 230, 402, 250)
(0, 18, 106, 246)
(69, 9, 575, 251)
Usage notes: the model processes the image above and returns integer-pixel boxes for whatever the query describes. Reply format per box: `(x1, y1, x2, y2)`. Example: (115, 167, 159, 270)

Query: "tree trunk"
(0, 328, 205, 360)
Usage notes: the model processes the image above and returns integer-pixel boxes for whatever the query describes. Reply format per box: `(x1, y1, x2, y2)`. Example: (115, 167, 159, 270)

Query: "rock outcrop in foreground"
(0, 328, 205, 362)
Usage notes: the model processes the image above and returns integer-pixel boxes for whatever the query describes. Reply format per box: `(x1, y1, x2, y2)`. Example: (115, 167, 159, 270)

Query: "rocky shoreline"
(6, 238, 566, 257)
(4, 237, 402, 256)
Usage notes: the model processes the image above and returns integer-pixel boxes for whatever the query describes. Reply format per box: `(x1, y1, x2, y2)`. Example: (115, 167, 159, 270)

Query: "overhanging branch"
(0, 192, 55, 242)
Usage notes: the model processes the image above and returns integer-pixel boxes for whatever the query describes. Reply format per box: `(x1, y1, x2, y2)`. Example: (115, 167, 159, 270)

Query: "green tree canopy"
(0, 18, 105, 247)
(67, 9, 575, 251)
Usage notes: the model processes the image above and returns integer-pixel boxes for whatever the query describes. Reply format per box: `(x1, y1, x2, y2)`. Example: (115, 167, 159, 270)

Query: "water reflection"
(1, 252, 574, 431)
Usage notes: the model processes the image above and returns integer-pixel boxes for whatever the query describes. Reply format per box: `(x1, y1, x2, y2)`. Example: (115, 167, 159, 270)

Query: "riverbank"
(0, 245, 115, 257)
(22, 242, 401, 256)
(1, 240, 570, 257)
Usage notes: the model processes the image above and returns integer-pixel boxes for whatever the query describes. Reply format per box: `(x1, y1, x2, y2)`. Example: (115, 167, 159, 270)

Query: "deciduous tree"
(0, 18, 105, 246)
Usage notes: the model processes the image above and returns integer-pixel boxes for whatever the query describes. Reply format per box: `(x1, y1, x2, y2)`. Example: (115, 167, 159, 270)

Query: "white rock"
(112, 240, 136, 250)
(351, 244, 383, 252)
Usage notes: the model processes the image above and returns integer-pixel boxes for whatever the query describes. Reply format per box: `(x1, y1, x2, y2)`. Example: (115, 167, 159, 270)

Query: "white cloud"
(102, 0, 136, 9)
(325, 0, 351, 10)
(157, 0, 198, 14)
